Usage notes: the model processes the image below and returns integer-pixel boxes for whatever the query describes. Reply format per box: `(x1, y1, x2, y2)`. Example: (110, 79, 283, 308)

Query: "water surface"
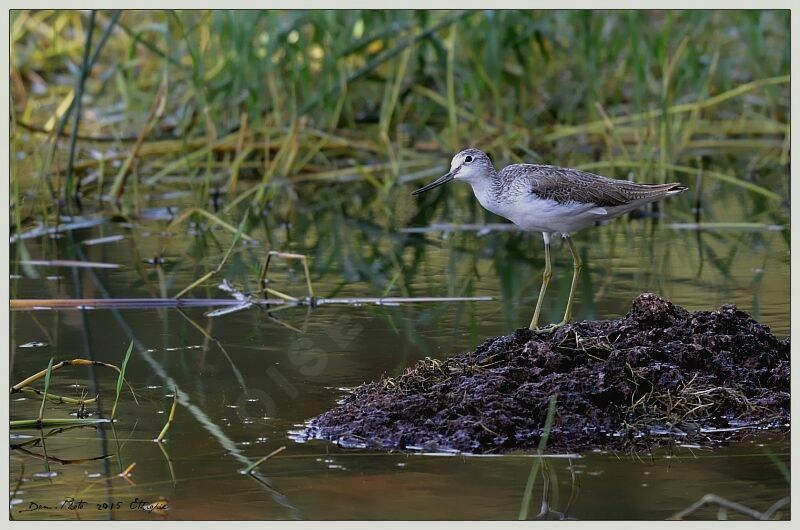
(9, 181, 790, 520)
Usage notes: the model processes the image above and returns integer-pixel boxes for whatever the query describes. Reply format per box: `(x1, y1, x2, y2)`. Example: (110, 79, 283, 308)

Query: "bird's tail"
(624, 182, 687, 201)
(663, 182, 688, 196)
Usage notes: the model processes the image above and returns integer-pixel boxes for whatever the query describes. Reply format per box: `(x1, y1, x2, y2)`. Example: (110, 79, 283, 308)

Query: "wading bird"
(412, 148, 686, 332)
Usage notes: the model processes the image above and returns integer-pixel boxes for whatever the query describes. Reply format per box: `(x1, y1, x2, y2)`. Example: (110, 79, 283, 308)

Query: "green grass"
(11, 354, 139, 430)
(37, 357, 54, 422)
(111, 340, 134, 419)
(9, 9, 790, 220)
(156, 389, 178, 442)
(7, 9, 791, 314)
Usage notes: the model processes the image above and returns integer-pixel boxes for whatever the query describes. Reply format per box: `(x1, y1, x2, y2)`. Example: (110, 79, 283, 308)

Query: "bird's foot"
(531, 320, 570, 335)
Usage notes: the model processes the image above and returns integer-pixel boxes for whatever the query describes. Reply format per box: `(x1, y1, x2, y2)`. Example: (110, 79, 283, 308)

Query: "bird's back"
(497, 163, 686, 208)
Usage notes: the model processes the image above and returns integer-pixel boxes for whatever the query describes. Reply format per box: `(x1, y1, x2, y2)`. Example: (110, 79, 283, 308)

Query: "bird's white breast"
(478, 191, 606, 234)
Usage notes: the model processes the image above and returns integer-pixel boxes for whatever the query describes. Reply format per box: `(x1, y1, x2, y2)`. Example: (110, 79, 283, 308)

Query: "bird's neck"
(466, 168, 500, 208)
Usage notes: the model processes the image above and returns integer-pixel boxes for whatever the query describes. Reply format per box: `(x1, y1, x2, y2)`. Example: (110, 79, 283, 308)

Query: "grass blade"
(111, 341, 134, 419)
(37, 358, 55, 422)
(110, 77, 168, 204)
(239, 446, 287, 474)
(167, 207, 255, 243)
(63, 10, 96, 212)
(174, 209, 250, 298)
(156, 389, 178, 442)
(763, 448, 790, 485)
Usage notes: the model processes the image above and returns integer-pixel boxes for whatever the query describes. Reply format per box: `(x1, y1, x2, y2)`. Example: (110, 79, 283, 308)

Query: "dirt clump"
(306, 294, 789, 454)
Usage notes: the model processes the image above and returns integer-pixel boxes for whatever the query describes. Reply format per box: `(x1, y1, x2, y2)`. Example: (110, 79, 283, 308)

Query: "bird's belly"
(488, 196, 602, 234)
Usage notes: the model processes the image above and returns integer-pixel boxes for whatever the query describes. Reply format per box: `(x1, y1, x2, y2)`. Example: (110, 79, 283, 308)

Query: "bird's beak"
(411, 171, 455, 195)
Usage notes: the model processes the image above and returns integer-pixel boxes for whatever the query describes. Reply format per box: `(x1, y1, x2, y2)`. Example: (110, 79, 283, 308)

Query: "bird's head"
(412, 148, 495, 195)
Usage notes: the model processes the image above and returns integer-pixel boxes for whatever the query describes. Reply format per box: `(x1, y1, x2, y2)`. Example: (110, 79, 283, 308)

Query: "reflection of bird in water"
(413, 148, 687, 332)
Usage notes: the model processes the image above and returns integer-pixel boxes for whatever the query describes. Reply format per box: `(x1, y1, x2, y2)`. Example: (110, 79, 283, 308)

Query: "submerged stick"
(17, 387, 97, 405)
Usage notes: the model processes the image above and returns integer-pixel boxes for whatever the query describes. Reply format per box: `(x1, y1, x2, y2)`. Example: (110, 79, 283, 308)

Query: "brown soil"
(306, 294, 789, 454)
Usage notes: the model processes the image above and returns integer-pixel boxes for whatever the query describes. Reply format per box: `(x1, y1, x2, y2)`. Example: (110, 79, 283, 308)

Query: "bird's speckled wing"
(498, 164, 685, 207)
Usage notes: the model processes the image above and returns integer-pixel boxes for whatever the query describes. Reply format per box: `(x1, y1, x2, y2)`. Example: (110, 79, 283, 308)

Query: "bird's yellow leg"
(560, 234, 583, 325)
(529, 233, 552, 331)
(535, 234, 582, 334)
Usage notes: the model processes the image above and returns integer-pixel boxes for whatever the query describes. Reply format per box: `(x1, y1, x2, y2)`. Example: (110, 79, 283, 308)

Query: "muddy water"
(9, 183, 790, 520)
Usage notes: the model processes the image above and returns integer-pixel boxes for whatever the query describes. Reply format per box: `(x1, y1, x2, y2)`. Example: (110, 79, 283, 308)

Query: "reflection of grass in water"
(519, 396, 557, 521)
(518, 395, 579, 521)
(763, 447, 790, 486)
(156, 190, 786, 330)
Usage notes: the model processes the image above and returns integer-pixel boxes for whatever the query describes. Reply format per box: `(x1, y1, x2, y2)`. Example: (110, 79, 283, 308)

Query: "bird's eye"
(464, 155, 473, 163)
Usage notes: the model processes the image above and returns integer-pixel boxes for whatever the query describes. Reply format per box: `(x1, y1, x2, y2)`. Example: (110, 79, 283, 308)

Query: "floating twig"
(118, 461, 137, 485)
(240, 446, 287, 474)
(12, 295, 493, 312)
(82, 234, 126, 246)
(119, 461, 136, 478)
(18, 259, 120, 269)
(10, 418, 110, 429)
(11, 358, 137, 406)
(10, 217, 105, 243)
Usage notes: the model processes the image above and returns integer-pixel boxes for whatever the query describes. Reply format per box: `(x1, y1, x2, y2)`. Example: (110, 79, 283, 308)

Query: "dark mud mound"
(306, 294, 789, 454)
